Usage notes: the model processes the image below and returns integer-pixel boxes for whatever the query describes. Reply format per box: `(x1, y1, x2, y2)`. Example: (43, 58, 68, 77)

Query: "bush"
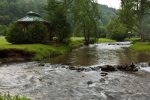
(6, 23, 26, 44)
(107, 19, 128, 41)
(6, 22, 48, 44)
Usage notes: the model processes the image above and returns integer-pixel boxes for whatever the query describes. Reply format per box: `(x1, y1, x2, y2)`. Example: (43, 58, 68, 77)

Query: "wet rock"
(99, 78, 105, 83)
(108, 43, 115, 45)
(87, 81, 93, 85)
(68, 66, 76, 70)
(68, 67, 85, 72)
(101, 65, 117, 72)
(100, 72, 108, 76)
(117, 64, 138, 72)
(76, 68, 85, 72)
(38, 63, 45, 66)
(90, 66, 101, 71)
(84, 68, 92, 72)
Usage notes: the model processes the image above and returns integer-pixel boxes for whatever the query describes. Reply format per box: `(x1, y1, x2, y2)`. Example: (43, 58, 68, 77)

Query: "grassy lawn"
(70, 37, 84, 48)
(97, 38, 116, 43)
(125, 37, 141, 43)
(130, 42, 150, 51)
(0, 37, 84, 60)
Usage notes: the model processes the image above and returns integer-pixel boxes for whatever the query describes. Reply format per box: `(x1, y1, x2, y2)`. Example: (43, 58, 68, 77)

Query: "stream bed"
(0, 42, 150, 100)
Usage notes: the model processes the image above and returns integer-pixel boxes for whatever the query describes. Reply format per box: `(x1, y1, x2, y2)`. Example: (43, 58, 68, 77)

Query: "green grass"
(0, 93, 30, 100)
(0, 37, 10, 45)
(97, 38, 116, 43)
(125, 37, 141, 43)
(0, 37, 84, 60)
(130, 42, 150, 51)
(70, 37, 84, 48)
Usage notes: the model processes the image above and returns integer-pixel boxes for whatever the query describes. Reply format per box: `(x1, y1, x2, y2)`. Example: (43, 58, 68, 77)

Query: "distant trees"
(119, 0, 150, 41)
(45, 0, 71, 42)
(45, 0, 100, 44)
(106, 19, 128, 41)
(72, 0, 100, 45)
(0, 0, 46, 35)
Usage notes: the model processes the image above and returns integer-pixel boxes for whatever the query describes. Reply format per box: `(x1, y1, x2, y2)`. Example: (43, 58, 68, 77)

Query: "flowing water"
(0, 42, 150, 100)
(46, 42, 150, 66)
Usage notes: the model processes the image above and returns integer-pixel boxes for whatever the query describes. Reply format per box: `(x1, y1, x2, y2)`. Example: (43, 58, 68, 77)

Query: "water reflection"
(46, 42, 150, 66)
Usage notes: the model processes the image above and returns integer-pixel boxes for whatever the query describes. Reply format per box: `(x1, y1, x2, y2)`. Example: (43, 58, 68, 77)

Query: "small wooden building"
(17, 11, 53, 40)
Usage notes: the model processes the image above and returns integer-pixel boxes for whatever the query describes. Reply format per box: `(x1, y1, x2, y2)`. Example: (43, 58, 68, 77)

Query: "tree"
(119, 0, 150, 41)
(72, 0, 101, 45)
(45, 0, 71, 42)
(107, 19, 128, 41)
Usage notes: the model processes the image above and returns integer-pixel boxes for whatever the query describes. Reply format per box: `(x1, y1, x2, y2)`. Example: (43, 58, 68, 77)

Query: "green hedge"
(6, 23, 48, 44)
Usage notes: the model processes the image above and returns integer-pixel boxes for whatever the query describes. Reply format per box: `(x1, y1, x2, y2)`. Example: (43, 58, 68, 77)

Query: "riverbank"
(0, 37, 83, 63)
(130, 42, 150, 51)
(125, 37, 150, 52)
(0, 37, 117, 63)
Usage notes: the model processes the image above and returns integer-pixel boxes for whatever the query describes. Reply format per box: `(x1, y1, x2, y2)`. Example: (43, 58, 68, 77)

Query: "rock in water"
(87, 81, 93, 85)
(101, 65, 117, 72)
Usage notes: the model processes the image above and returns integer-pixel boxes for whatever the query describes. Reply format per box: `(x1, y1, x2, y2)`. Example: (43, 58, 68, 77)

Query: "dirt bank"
(0, 49, 34, 63)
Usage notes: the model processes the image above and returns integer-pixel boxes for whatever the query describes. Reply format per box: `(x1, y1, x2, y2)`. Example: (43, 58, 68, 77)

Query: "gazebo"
(17, 11, 53, 40)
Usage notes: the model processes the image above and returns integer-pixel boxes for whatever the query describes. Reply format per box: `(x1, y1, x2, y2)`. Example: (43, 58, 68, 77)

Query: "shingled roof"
(17, 11, 49, 23)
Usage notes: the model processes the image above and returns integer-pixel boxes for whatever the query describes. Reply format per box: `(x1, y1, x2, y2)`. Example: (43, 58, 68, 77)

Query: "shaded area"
(0, 49, 34, 63)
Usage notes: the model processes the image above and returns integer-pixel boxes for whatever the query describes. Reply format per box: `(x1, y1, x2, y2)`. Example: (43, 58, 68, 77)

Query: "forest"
(0, 0, 118, 43)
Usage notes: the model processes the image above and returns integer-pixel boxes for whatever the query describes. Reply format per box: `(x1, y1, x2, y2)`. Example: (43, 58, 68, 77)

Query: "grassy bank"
(130, 42, 150, 51)
(0, 37, 84, 61)
(0, 37, 119, 61)
(0, 93, 30, 100)
(125, 38, 141, 43)
(97, 38, 116, 43)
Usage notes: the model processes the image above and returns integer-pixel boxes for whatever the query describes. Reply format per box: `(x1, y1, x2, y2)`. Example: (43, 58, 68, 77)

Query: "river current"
(0, 42, 150, 100)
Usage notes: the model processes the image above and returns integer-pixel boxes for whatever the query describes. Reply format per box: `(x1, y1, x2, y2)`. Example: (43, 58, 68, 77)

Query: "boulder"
(117, 64, 138, 72)
(101, 65, 117, 72)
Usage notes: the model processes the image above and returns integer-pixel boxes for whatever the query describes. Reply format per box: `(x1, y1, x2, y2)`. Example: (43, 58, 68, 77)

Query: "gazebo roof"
(17, 11, 49, 23)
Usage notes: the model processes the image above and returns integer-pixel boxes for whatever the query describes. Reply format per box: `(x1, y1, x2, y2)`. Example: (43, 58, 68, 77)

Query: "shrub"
(26, 23, 48, 43)
(6, 22, 48, 44)
(6, 23, 26, 44)
(107, 19, 128, 41)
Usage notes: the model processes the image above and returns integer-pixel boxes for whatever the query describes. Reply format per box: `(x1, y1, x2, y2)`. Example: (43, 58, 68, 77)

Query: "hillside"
(98, 4, 117, 25)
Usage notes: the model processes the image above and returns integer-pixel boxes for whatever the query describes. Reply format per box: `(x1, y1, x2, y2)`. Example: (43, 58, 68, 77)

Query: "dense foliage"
(119, 0, 150, 41)
(45, 0, 71, 42)
(107, 19, 128, 41)
(0, 0, 46, 35)
(6, 23, 48, 44)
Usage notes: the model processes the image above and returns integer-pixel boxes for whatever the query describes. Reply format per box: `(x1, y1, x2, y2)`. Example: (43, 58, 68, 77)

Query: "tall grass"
(0, 93, 30, 100)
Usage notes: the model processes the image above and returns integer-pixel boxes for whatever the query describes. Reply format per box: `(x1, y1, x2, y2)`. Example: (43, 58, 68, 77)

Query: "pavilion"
(17, 11, 53, 40)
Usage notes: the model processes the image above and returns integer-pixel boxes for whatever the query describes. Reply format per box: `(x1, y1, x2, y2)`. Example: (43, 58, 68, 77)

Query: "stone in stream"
(148, 62, 150, 66)
(100, 72, 108, 76)
(117, 64, 138, 72)
(68, 64, 138, 72)
(68, 66, 85, 72)
(87, 81, 93, 85)
(101, 65, 117, 72)
(38, 63, 45, 66)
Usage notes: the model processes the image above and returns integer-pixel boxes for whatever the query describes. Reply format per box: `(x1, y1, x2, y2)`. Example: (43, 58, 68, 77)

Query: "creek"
(0, 42, 150, 100)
